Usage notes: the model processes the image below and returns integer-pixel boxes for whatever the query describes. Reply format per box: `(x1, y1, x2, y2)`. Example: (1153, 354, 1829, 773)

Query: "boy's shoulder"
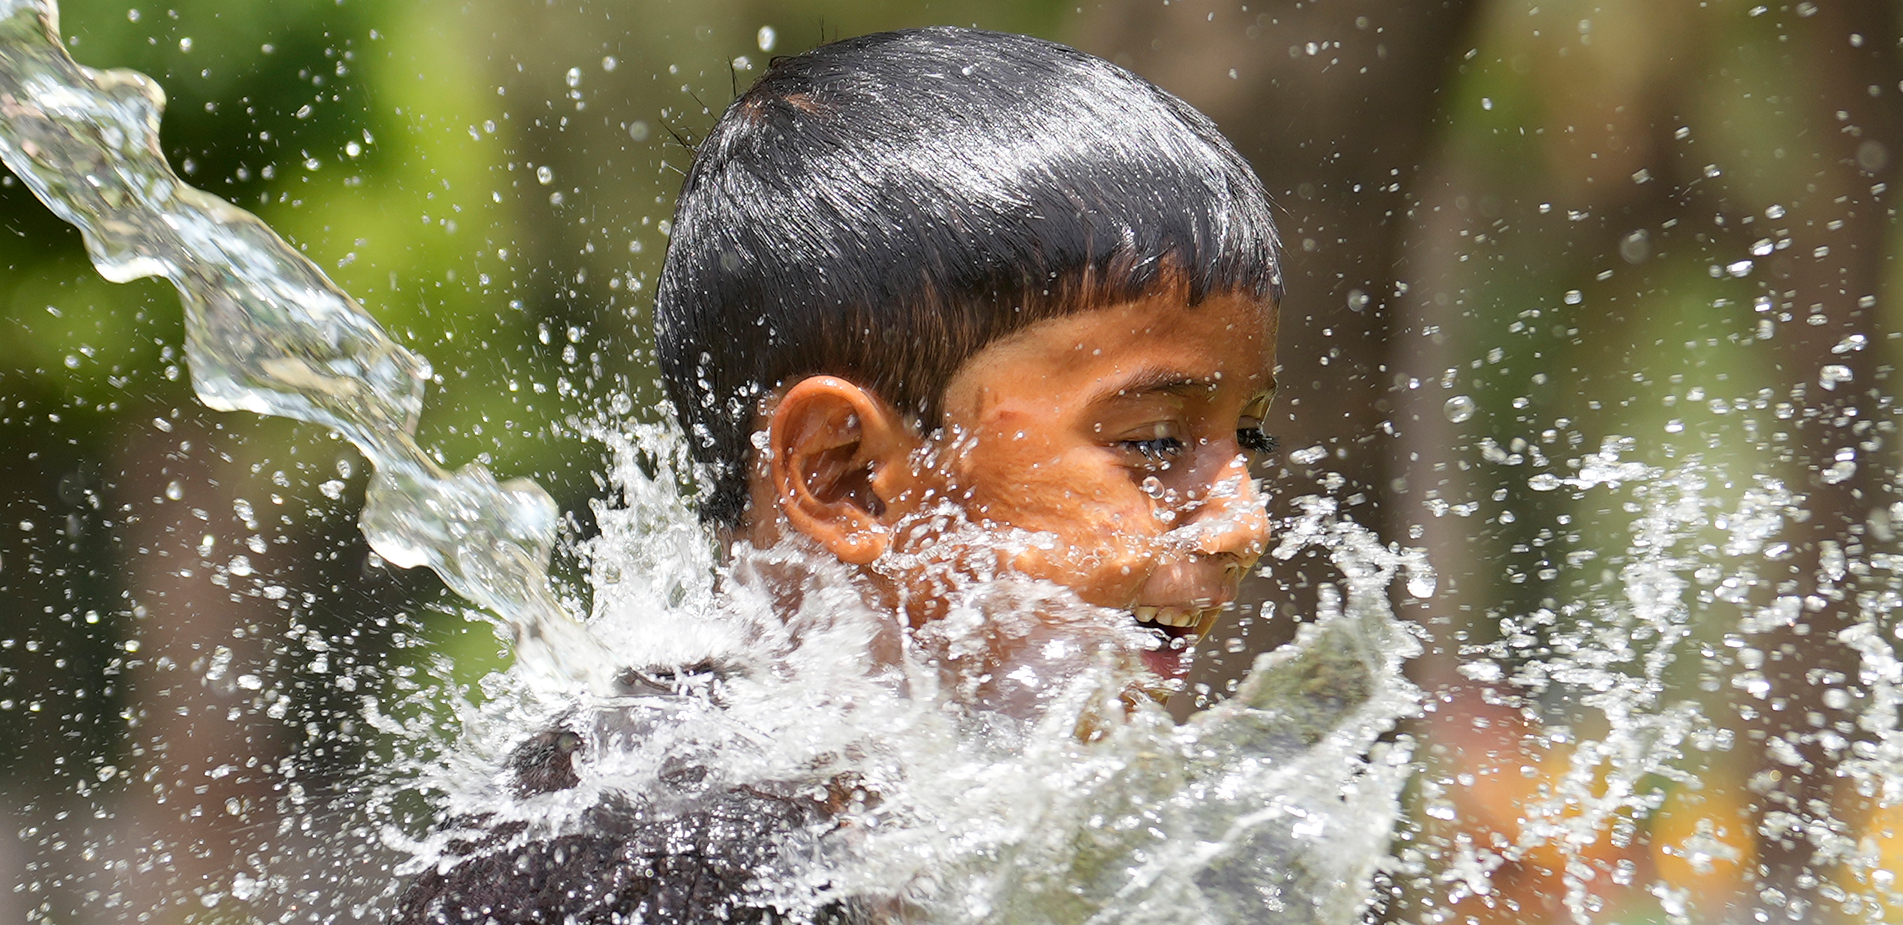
(394, 679, 871, 925)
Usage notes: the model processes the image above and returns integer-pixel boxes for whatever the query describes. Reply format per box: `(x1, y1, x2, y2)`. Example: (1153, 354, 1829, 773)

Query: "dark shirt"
(393, 669, 870, 925)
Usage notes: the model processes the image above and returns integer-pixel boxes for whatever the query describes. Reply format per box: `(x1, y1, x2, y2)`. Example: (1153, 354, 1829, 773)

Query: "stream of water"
(0, 0, 611, 695)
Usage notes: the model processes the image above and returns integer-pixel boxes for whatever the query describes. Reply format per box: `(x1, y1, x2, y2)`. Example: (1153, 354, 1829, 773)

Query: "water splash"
(0, 0, 609, 691)
(0, 3, 1430, 919)
(381, 428, 1427, 924)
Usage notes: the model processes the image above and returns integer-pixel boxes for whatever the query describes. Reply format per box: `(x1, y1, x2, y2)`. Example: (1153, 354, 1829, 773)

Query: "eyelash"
(1238, 428, 1278, 454)
(1121, 429, 1275, 466)
(1124, 436, 1186, 462)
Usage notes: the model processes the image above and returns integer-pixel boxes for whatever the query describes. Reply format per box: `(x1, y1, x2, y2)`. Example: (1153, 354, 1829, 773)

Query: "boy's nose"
(1184, 453, 1271, 565)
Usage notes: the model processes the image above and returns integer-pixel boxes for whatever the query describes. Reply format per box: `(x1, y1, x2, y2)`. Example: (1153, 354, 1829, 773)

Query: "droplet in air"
(1833, 334, 1868, 355)
(628, 120, 650, 142)
(1443, 395, 1476, 424)
(758, 26, 777, 52)
(1726, 259, 1754, 278)
(1527, 473, 1562, 491)
(1619, 230, 1649, 264)
(536, 165, 554, 185)
(1820, 364, 1853, 390)
(164, 481, 183, 501)
(565, 67, 582, 89)
(1564, 289, 1583, 305)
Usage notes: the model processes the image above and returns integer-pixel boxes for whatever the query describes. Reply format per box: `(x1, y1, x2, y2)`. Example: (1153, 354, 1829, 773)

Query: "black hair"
(654, 26, 1281, 527)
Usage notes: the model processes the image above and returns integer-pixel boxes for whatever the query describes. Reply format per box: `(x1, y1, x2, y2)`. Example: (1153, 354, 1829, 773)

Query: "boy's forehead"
(945, 291, 1277, 414)
(1034, 293, 1272, 368)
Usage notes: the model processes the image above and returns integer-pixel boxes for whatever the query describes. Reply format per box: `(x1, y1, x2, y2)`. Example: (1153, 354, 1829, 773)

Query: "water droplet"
(1564, 289, 1583, 305)
(164, 481, 183, 501)
(628, 120, 650, 142)
(1726, 259, 1754, 277)
(601, 56, 617, 72)
(758, 25, 777, 52)
(564, 67, 582, 89)
(1820, 364, 1854, 390)
(1288, 445, 1328, 466)
(1443, 395, 1476, 423)
(536, 165, 554, 185)
(96, 765, 116, 782)
(1528, 473, 1562, 491)
(205, 645, 232, 681)
(1765, 203, 1787, 219)
(1832, 334, 1868, 355)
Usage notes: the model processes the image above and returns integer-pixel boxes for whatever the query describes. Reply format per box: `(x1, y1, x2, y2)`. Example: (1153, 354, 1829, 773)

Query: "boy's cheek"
(1000, 533, 1157, 609)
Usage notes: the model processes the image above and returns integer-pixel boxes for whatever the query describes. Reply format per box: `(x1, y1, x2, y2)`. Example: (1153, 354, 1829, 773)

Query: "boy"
(399, 25, 1285, 924)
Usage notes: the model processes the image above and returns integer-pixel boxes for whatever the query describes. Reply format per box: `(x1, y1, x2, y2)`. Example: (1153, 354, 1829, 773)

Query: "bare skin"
(745, 288, 1278, 701)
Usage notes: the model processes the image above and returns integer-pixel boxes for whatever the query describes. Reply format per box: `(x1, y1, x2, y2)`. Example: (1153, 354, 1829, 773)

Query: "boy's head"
(655, 27, 1281, 690)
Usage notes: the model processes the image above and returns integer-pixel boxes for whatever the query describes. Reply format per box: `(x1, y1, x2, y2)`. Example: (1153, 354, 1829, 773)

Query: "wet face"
(905, 289, 1278, 690)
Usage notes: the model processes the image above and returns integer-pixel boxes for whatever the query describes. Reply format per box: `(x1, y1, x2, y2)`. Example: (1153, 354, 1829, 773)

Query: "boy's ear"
(765, 376, 922, 565)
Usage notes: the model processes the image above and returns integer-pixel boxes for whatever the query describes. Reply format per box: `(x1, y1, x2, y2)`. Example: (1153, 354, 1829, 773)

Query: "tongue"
(1141, 644, 1187, 682)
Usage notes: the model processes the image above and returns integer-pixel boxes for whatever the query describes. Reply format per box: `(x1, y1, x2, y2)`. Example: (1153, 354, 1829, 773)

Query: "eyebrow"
(1088, 366, 1211, 406)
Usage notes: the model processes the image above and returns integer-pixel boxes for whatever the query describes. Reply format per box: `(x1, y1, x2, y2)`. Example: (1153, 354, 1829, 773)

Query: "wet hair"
(654, 26, 1281, 527)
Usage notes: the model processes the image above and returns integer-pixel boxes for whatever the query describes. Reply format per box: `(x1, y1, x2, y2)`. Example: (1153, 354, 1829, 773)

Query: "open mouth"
(1129, 605, 1222, 682)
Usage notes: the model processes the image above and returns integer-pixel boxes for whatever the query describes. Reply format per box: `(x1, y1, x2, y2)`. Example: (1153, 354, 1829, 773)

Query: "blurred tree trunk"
(106, 415, 292, 924)
(1389, 0, 1902, 920)
(1739, 3, 1900, 920)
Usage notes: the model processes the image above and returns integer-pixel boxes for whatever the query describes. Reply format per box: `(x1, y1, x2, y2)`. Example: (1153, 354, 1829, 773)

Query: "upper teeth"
(1134, 606, 1205, 628)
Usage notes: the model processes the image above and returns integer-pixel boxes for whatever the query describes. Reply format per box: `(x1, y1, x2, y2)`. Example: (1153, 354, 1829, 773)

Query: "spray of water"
(22, 3, 1903, 923)
(0, 0, 610, 693)
(380, 427, 1429, 923)
(0, 3, 1430, 921)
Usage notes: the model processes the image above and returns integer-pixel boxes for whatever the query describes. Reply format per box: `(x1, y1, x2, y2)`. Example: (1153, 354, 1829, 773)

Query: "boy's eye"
(1117, 423, 1187, 467)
